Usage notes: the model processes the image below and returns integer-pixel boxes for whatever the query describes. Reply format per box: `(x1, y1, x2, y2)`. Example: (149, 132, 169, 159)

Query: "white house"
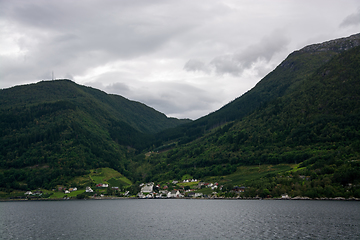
(195, 193, 203, 198)
(86, 187, 93, 193)
(159, 190, 168, 198)
(167, 190, 183, 198)
(141, 183, 154, 193)
(281, 194, 290, 199)
(138, 192, 153, 199)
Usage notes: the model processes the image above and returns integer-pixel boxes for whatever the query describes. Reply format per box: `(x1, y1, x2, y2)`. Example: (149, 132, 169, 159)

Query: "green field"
(203, 164, 295, 186)
(89, 168, 132, 187)
(20, 168, 133, 199)
(49, 190, 86, 199)
(177, 181, 199, 188)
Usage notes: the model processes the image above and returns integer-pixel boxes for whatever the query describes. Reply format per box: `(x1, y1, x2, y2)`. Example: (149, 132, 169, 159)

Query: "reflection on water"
(0, 199, 359, 239)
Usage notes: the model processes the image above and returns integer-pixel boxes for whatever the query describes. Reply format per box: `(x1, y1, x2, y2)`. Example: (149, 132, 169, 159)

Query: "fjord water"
(0, 199, 359, 240)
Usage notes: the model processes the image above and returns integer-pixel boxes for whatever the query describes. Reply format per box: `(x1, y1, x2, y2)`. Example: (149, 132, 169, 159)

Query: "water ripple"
(0, 199, 359, 239)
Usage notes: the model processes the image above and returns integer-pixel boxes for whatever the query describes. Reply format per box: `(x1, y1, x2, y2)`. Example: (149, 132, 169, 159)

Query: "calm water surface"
(0, 199, 359, 239)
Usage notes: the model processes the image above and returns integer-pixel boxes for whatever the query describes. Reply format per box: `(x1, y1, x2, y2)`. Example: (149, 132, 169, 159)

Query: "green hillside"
(154, 33, 360, 146)
(133, 42, 360, 198)
(0, 80, 190, 190)
(1, 34, 360, 199)
(0, 80, 190, 134)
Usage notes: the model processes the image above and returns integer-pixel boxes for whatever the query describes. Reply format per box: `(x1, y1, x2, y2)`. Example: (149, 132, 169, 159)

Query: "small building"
(281, 194, 290, 199)
(96, 183, 108, 188)
(141, 183, 154, 193)
(159, 190, 168, 198)
(167, 190, 184, 198)
(233, 186, 246, 192)
(86, 187, 93, 193)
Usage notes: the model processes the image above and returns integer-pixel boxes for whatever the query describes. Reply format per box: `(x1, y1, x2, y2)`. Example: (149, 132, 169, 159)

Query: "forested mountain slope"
(0, 80, 190, 134)
(1, 34, 359, 195)
(155, 33, 360, 146)
(0, 80, 190, 189)
(140, 42, 360, 187)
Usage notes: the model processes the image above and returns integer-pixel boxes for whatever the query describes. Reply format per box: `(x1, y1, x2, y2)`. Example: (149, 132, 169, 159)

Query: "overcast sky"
(1, 0, 359, 119)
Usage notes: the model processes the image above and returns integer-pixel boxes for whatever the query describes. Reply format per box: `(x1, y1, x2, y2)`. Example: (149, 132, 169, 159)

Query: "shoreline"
(1, 196, 359, 202)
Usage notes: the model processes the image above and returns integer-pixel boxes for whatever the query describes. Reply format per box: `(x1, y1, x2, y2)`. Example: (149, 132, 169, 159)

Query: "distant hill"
(0, 80, 190, 134)
(0, 80, 190, 189)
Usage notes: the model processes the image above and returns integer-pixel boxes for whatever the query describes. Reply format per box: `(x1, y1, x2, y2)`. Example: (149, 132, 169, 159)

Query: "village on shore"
(136, 180, 222, 199)
(81, 179, 233, 199)
(17, 178, 359, 201)
(20, 179, 248, 200)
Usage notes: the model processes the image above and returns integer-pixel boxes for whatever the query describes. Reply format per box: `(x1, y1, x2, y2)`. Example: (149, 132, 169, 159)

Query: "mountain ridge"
(153, 33, 360, 146)
(298, 33, 360, 53)
(0, 79, 191, 134)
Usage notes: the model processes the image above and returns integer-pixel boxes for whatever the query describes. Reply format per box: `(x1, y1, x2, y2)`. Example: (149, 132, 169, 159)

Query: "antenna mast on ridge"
(52, 71, 54, 80)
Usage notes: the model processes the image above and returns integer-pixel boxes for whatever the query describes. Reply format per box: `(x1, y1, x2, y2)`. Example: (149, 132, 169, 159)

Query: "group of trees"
(241, 161, 360, 199)
(0, 167, 88, 190)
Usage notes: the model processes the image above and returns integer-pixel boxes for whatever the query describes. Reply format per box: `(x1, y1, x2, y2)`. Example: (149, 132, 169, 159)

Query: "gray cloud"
(210, 55, 241, 75)
(183, 30, 290, 76)
(210, 31, 290, 76)
(1, 0, 359, 118)
(183, 59, 210, 73)
(99, 80, 222, 120)
(64, 73, 74, 80)
(106, 82, 131, 94)
(340, 8, 360, 28)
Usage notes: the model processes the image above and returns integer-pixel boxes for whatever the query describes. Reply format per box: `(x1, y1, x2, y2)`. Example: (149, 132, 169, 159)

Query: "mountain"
(0, 80, 190, 134)
(135, 34, 360, 196)
(155, 33, 360, 145)
(1, 33, 360, 198)
(0, 80, 190, 190)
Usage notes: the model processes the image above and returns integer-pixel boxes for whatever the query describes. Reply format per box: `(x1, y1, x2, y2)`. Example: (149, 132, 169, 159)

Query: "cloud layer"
(1, 0, 359, 119)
